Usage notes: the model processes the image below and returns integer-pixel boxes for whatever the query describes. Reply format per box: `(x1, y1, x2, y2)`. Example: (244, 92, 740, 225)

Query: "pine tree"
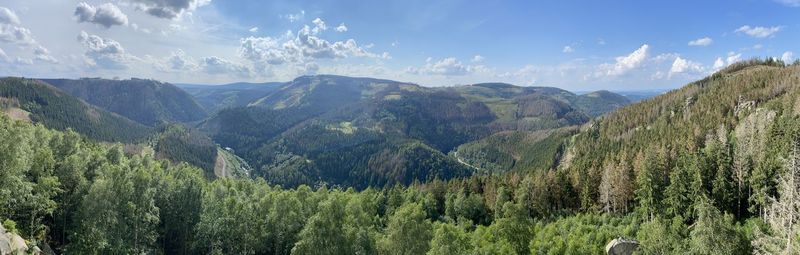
(752, 140, 800, 254)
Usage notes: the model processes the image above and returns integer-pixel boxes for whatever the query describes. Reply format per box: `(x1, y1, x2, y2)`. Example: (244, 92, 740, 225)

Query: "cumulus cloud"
(33, 45, 58, 63)
(562, 46, 574, 53)
(200, 56, 251, 77)
(0, 7, 20, 25)
(726, 52, 742, 65)
(74, 2, 128, 28)
(712, 52, 743, 71)
(77, 31, 134, 69)
(688, 37, 712, 46)
(713, 57, 725, 70)
(238, 18, 388, 73)
(472, 55, 484, 63)
(0, 47, 7, 61)
(0, 7, 35, 45)
(406, 57, 490, 76)
(131, 0, 210, 19)
(596, 44, 649, 76)
(335, 23, 348, 32)
(735, 25, 782, 38)
(158, 49, 197, 71)
(249, 27, 258, 33)
(311, 18, 327, 34)
(668, 57, 704, 77)
(782, 51, 795, 63)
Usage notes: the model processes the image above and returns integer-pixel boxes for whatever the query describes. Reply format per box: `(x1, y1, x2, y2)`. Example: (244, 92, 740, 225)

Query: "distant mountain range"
(176, 82, 283, 113)
(0, 74, 635, 187)
(196, 75, 632, 187)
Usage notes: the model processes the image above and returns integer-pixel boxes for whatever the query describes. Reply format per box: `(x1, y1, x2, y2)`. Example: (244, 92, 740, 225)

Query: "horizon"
(0, 0, 797, 91)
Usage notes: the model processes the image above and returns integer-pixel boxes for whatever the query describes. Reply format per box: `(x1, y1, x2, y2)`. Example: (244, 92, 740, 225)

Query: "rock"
(0, 223, 30, 255)
(605, 238, 639, 255)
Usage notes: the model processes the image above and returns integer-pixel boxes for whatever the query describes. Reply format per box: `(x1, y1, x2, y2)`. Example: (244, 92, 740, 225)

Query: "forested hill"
(41, 78, 207, 126)
(177, 82, 282, 113)
(201, 75, 630, 188)
(0, 77, 152, 142)
(3, 60, 800, 254)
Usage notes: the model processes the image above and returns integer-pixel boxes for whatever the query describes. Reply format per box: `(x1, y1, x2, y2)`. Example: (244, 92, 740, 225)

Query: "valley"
(2, 59, 800, 254)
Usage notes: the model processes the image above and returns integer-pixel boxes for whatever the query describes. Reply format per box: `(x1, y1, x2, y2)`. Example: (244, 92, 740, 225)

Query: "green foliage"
(178, 82, 281, 114)
(43, 78, 207, 126)
(154, 124, 217, 177)
(379, 203, 433, 255)
(0, 77, 153, 142)
(689, 197, 750, 255)
(529, 214, 637, 255)
(203, 75, 627, 188)
(427, 222, 472, 255)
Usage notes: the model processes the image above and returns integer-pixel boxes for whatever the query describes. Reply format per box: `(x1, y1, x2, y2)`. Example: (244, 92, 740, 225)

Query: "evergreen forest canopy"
(1, 58, 800, 254)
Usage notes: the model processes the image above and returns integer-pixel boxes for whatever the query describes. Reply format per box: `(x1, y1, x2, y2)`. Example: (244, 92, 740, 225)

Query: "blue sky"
(0, 0, 797, 90)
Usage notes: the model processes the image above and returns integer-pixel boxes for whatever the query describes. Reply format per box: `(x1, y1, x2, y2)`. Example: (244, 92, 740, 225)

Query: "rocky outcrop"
(605, 238, 639, 255)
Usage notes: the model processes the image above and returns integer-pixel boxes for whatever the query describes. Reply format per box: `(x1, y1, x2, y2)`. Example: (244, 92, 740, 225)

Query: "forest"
(2, 59, 800, 254)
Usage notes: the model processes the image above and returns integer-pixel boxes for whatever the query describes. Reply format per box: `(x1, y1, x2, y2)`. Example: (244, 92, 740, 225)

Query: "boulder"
(605, 238, 639, 255)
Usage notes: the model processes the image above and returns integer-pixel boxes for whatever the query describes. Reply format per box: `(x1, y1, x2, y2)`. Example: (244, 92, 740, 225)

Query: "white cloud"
(154, 49, 197, 71)
(726, 52, 742, 65)
(688, 37, 712, 46)
(249, 26, 258, 33)
(774, 0, 800, 7)
(74, 2, 128, 28)
(281, 10, 305, 22)
(562, 46, 574, 53)
(596, 44, 650, 76)
(782, 51, 795, 63)
(471, 55, 484, 63)
(406, 57, 490, 76)
(0, 7, 20, 25)
(16, 57, 32, 65)
(0, 24, 34, 45)
(735, 25, 782, 38)
(33, 45, 58, 63)
(131, 0, 210, 19)
(713, 57, 725, 70)
(0, 47, 7, 61)
(335, 23, 348, 32)
(200, 56, 250, 77)
(311, 18, 327, 34)
(668, 57, 704, 77)
(77, 31, 134, 69)
(712, 52, 743, 71)
(238, 19, 388, 73)
(0, 7, 35, 45)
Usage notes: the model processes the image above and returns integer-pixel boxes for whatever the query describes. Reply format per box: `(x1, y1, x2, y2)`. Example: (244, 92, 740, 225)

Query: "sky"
(0, 0, 797, 91)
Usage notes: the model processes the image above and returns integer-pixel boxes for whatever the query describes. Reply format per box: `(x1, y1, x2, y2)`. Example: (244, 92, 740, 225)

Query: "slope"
(0, 77, 153, 142)
(42, 78, 207, 126)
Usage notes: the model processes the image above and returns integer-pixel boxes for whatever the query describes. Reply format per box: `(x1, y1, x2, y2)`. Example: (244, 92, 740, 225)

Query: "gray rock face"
(0, 224, 30, 255)
(605, 238, 639, 255)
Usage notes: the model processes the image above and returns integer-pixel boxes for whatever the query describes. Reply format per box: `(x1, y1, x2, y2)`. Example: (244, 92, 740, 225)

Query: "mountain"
(571, 90, 632, 117)
(177, 82, 282, 113)
(0, 77, 153, 142)
(201, 75, 630, 187)
(41, 78, 207, 126)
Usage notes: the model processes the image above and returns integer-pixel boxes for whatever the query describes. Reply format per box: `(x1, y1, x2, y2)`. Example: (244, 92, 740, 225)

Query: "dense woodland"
(0, 78, 153, 142)
(2, 59, 800, 254)
(201, 75, 629, 188)
(42, 78, 208, 126)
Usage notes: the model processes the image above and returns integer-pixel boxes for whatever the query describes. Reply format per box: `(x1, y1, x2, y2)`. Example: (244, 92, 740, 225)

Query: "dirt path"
(453, 151, 479, 170)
